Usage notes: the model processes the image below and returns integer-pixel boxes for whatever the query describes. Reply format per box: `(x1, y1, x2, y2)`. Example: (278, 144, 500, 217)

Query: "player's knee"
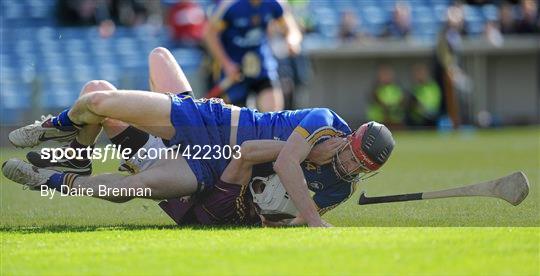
(81, 80, 114, 95)
(85, 91, 113, 115)
(257, 88, 284, 112)
(149, 47, 172, 61)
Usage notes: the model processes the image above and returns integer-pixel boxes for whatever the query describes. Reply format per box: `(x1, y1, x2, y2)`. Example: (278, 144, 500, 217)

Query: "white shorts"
(118, 135, 170, 174)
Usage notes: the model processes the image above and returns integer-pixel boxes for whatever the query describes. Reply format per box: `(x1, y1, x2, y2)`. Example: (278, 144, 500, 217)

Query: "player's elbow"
(238, 141, 256, 162)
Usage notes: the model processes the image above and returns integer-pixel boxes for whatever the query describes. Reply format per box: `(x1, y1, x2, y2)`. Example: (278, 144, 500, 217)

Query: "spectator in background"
(56, 0, 116, 37)
(110, 0, 149, 27)
(407, 64, 442, 127)
(499, 2, 516, 34)
(433, 4, 465, 129)
(57, 0, 152, 26)
(167, 0, 207, 47)
(382, 1, 411, 38)
(56, 0, 111, 26)
(56, 0, 154, 37)
(338, 11, 361, 43)
(515, 0, 539, 34)
(366, 65, 406, 127)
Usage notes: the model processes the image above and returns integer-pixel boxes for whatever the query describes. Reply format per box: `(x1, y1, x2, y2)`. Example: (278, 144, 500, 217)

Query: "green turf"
(1, 127, 539, 274)
(2, 228, 538, 275)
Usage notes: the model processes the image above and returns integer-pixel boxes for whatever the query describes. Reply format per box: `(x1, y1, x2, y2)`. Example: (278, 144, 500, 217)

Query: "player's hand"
(286, 41, 301, 56)
(286, 32, 302, 56)
(307, 219, 333, 227)
(260, 215, 289, 227)
(308, 137, 347, 166)
(223, 61, 241, 81)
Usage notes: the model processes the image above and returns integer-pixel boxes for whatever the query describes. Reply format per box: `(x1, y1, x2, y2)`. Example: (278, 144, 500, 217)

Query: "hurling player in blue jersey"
(204, 0, 302, 111)
(5, 40, 397, 227)
(221, 120, 395, 226)
(5, 85, 395, 227)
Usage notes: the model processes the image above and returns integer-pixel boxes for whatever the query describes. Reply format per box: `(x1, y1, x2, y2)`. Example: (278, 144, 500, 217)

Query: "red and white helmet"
(333, 121, 395, 182)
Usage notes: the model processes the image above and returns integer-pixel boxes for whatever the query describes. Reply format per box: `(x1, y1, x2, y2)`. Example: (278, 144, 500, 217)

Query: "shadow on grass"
(0, 223, 262, 234)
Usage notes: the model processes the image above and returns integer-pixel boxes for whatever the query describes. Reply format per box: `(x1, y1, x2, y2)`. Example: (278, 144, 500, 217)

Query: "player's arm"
(274, 2, 302, 55)
(221, 140, 285, 185)
(241, 138, 342, 165)
(273, 133, 326, 227)
(273, 108, 344, 227)
(270, 183, 356, 227)
(240, 140, 286, 164)
(203, 3, 240, 80)
(221, 139, 343, 185)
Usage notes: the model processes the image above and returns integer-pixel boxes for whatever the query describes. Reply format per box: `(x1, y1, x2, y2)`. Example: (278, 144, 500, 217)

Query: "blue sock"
(46, 173, 66, 192)
(46, 173, 79, 194)
(51, 109, 80, 131)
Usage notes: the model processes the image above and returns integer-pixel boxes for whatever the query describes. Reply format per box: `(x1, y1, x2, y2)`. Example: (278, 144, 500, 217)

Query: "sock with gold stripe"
(46, 173, 79, 193)
(51, 109, 82, 131)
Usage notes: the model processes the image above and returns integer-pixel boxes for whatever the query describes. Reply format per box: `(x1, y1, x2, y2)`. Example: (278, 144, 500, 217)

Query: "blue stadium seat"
(464, 5, 485, 35)
(482, 4, 499, 22)
(1, 0, 479, 124)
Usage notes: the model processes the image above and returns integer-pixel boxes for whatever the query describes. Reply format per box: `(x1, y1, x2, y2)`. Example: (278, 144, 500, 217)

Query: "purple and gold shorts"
(159, 181, 260, 226)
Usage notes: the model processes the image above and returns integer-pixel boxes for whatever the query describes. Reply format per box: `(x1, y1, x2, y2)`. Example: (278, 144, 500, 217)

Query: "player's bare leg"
(100, 47, 191, 138)
(148, 47, 192, 93)
(75, 80, 116, 145)
(11, 46, 193, 149)
(69, 47, 191, 139)
(257, 87, 284, 112)
(25, 80, 121, 175)
(67, 90, 175, 139)
(68, 157, 198, 202)
(26, 47, 196, 174)
(97, 47, 196, 172)
(2, 157, 198, 203)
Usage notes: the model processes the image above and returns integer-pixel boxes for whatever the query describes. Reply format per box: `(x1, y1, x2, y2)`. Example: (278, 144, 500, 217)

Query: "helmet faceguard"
(332, 121, 395, 183)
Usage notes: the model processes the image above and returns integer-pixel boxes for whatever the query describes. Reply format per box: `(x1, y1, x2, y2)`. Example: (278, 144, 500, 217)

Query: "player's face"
(332, 140, 370, 182)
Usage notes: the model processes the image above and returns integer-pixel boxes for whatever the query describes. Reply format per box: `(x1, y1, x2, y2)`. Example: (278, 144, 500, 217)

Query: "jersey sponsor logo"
(233, 17, 250, 27)
(304, 161, 318, 172)
(232, 29, 264, 48)
(308, 181, 324, 190)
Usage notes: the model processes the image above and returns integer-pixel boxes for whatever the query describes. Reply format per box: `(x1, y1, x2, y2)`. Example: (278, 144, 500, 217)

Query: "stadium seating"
(0, 0, 497, 124)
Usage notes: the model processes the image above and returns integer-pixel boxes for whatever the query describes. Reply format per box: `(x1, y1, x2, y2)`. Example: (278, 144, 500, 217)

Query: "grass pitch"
(1, 127, 539, 275)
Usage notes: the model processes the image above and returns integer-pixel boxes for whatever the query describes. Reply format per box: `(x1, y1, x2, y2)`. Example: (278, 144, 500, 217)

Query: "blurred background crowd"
(0, 0, 538, 133)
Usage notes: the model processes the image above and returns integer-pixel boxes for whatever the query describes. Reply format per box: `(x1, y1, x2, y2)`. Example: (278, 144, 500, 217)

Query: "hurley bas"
(40, 185, 152, 199)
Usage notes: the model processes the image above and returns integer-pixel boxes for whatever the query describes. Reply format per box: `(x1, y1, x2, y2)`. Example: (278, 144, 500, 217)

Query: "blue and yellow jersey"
(289, 109, 356, 213)
(302, 160, 357, 215)
(210, 0, 284, 77)
(241, 108, 356, 214)
(237, 107, 351, 144)
(167, 94, 356, 208)
(252, 159, 357, 215)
